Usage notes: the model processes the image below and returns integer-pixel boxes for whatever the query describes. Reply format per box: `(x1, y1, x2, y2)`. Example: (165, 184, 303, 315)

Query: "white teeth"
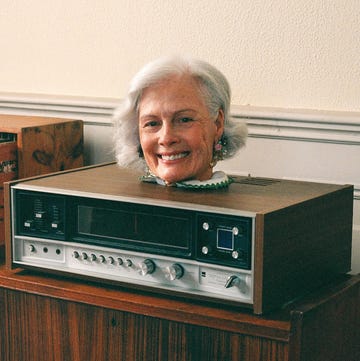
(161, 152, 187, 161)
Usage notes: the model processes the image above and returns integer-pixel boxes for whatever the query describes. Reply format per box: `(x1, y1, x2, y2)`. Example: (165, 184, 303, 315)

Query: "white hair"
(113, 55, 247, 171)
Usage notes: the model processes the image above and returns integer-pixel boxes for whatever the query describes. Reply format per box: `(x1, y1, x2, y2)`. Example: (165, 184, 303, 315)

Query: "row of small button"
(72, 251, 134, 267)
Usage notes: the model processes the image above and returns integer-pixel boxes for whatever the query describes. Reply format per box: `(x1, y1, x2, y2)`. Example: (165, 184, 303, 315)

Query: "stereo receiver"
(5, 163, 353, 314)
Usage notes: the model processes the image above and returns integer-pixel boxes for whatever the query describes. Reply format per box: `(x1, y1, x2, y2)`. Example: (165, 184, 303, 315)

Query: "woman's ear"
(215, 109, 225, 139)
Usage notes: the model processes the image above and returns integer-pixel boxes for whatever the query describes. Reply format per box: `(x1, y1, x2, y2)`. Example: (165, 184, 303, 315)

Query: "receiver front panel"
(11, 188, 255, 307)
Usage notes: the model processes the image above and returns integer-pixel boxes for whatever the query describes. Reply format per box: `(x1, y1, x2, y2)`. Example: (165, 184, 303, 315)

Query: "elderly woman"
(113, 56, 247, 189)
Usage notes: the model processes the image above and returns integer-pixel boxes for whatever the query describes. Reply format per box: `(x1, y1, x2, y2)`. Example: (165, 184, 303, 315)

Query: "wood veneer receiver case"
(5, 163, 353, 314)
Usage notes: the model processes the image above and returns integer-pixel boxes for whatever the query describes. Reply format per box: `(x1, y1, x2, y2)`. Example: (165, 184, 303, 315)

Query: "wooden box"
(0, 114, 83, 250)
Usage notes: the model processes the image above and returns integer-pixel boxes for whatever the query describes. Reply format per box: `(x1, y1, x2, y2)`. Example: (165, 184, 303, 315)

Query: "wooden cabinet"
(0, 114, 83, 249)
(0, 265, 358, 361)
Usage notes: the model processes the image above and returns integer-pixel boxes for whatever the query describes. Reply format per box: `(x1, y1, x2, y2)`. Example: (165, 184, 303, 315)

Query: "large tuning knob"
(164, 263, 184, 281)
(138, 259, 156, 276)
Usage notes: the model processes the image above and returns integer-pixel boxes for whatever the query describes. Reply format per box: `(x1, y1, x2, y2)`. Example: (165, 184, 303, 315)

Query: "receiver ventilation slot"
(231, 176, 280, 186)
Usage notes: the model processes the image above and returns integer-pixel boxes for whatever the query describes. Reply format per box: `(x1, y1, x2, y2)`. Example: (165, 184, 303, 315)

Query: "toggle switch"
(225, 275, 240, 288)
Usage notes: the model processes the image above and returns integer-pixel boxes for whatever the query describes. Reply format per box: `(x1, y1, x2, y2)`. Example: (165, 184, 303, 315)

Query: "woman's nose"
(158, 122, 179, 146)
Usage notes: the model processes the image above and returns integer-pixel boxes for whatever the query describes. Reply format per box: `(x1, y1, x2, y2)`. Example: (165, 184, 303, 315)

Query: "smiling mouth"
(160, 152, 189, 161)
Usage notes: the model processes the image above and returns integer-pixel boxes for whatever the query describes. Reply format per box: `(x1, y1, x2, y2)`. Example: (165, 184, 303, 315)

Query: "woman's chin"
(155, 167, 213, 185)
(160, 175, 184, 185)
(156, 171, 188, 185)
(153, 166, 182, 183)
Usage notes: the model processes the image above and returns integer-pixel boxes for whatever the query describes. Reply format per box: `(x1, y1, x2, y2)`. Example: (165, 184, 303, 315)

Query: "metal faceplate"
(13, 236, 254, 305)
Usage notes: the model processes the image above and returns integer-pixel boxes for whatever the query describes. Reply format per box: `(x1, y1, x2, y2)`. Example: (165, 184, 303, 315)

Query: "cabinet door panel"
(0, 289, 288, 361)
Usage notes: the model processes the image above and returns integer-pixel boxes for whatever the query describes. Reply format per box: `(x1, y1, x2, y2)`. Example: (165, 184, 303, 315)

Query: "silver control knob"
(202, 222, 210, 231)
(73, 251, 80, 259)
(117, 257, 124, 265)
(99, 255, 106, 263)
(108, 256, 115, 264)
(90, 254, 97, 261)
(125, 259, 133, 267)
(138, 259, 156, 276)
(82, 252, 88, 260)
(201, 245, 211, 255)
(164, 263, 184, 281)
(28, 244, 36, 253)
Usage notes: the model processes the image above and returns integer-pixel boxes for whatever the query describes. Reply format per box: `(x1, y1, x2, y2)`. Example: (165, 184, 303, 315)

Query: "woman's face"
(138, 75, 224, 184)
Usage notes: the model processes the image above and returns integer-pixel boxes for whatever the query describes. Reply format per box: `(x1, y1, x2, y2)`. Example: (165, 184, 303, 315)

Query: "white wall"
(1, 0, 360, 112)
(0, 2, 359, 273)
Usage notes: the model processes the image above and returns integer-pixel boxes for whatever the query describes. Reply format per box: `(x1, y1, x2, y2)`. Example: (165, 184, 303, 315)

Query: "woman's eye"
(144, 120, 159, 128)
(179, 117, 193, 123)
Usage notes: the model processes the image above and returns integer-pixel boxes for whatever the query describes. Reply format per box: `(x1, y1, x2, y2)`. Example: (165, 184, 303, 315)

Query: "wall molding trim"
(0, 92, 118, 125)
(1, 92, 360, 144)
(232, 105, 360, 145)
